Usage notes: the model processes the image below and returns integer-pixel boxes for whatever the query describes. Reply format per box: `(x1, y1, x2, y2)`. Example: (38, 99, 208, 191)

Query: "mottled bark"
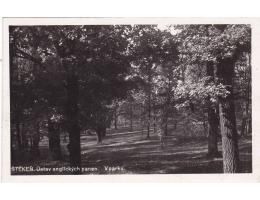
(217, 58, 239, 173)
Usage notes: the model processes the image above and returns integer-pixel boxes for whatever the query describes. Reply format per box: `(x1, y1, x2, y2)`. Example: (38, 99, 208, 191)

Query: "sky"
(157, 24, 179, 35)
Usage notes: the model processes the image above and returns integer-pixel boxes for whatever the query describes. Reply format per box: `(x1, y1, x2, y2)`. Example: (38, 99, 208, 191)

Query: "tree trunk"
(114, 109, 118, 130)
(96, 130, 102, 144)
(52, 126, 61, 159)
(164, 120, 168, 136)
(240, 101, 248, 136)
(173, 119, 177, 130)
(153, 103, 156, 134)
(48, 120, 61, 160)
(20, 123, 28, 149)
(160, 99, 170, 136)
(16, 122, 22, 150)
(31, 121, 41, 157)
(147, 123, 150, 139)
(163, 80, 171, 136)
(206, 61, 220, 157)
(130, 106, 133, 132)
(217, 58, 239, 173)
(162, 102, 169, 136)
(163, 109, 168, 136)
(247, 118, 252, 135)
(147, 91, 151, 139)
(48, 120, 54, 153)
(102, 128, 106, 137)
(240, 118, 246, 136)
(247, 53, 251, 136)
(153, 116, 156, 134)
(207, 106, 220, 157)
(124, 118, 127, 127)
(66, 72, 81, 173)
(146, 100, 151, 139)
(96, 125, 106, 143)
(203, 120, 207, 136)
(245, 52, 251, 136)
(146, 68, 152, 139)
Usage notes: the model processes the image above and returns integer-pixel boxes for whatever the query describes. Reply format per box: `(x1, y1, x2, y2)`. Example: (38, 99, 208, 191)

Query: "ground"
(11, 126, 252, 175)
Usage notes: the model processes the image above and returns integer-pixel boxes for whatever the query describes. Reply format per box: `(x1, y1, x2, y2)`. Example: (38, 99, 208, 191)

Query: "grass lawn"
(11, 127, 252, 175)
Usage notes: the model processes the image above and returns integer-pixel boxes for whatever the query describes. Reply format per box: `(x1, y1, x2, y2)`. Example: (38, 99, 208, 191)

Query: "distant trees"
(129, 25, 179, 138)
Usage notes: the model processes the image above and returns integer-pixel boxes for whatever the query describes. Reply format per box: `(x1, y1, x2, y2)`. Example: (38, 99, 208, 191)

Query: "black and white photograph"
(4, 20, 253, 176)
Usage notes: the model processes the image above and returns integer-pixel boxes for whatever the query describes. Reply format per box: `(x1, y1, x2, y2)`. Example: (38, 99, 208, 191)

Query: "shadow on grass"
(11, 128, 252, 175)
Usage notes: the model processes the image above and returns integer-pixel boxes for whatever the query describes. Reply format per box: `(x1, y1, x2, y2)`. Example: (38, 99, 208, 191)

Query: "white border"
(2, 18, 260, 182)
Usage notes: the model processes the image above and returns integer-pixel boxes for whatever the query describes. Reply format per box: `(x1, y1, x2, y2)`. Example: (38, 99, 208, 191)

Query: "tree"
(130, 25, 179, 138)
(175, 24, 251, 172)
(10, 24, 251, 174)
(233, 52, 251, 136)
(51, 25, 132, 170)
(10, 26, 48, 159)
(10, 25, 133, 172)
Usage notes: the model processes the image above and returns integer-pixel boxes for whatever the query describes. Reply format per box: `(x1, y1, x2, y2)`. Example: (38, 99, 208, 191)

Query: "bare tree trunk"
(162, 100, 169, 136)
(48, 119, 61, 160)
(147, 71, 152, 139)
(163, 76, 172, 136)
(114, 107, 118, 130)
(163, 112, 168, 136)
(206, 61, 220, 157)
(16, 122, 22, 150)
(146, 94, 151, 139)
(96, 125, 106, 144)
(247, 118, 252, 135)
(173, 119, 177, 130)
(207, 106, 220, 157)
(129, 102, 133, 131)
(147, 122, 150, 139)
(217, 58, 239, 173)
(241, 52, 251, 136)
(240, 101, 248, 136)
(152, 103, 156, 134)
(96, 130, 102, 144)
(203, 120, 207, 136)
(153, 116, 156, 134)
(66, 72, 81, 173)
(20, 123, 28, 149)
(31, 121, 41, 157)
(140, 106, 145, 136)
(246, 52, 252, 136)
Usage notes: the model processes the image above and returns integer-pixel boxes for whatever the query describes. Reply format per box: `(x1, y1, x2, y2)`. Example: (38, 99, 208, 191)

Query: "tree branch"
(15, 47, 42, 66)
